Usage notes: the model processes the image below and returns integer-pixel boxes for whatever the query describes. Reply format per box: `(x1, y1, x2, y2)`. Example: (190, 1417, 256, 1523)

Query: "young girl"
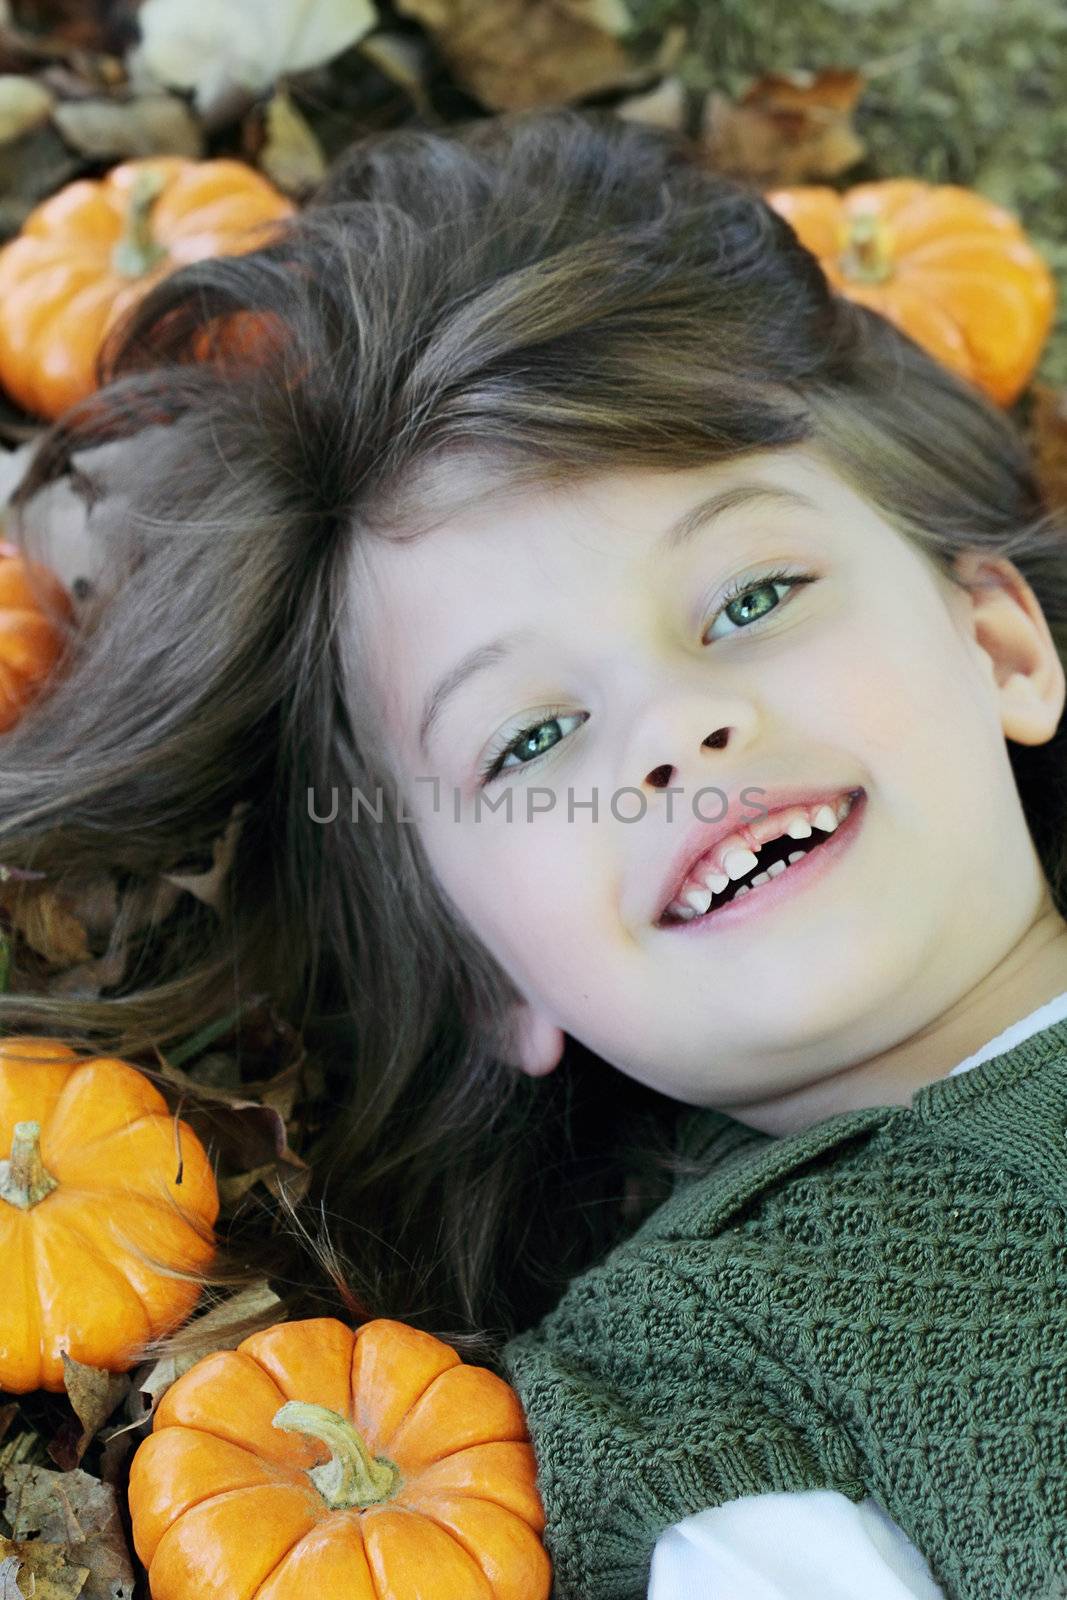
(3, 108, 1066, 1600)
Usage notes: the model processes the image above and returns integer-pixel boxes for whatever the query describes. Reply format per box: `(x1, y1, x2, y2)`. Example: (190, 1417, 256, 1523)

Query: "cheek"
(420, 806, 610, 979)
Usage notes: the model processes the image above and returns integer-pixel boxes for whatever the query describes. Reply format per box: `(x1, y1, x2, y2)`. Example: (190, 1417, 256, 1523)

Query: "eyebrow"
(416, 481, 819, 760)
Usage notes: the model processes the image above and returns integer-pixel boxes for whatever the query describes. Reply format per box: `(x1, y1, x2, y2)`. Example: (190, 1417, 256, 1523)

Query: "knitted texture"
(502, 1016, 1067, 1600)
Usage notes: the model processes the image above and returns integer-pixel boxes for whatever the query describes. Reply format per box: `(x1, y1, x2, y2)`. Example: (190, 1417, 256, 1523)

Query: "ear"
(950, 550, 1066, 745)
(498, 999, 566, 1078)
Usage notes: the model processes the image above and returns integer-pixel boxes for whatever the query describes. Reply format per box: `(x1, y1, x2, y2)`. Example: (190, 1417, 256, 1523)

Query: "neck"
(723, 898, 1067, 1137)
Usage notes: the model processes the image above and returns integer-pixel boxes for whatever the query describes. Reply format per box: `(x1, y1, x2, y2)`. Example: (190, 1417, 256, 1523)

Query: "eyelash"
(476, 565, 818, 785)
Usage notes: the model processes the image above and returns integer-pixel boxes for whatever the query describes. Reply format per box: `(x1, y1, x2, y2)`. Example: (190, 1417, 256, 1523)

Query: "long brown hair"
(3, 106, 1067, 1368)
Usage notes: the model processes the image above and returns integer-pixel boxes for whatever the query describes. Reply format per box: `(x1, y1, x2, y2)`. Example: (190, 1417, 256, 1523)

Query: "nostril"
(703, 728, 729, 750)
(646, 764, 674, 788)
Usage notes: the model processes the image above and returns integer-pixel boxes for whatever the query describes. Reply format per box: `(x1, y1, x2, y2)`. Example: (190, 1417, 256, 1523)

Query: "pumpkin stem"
(111, 168, 168, 278)
(0, 1121, 59, 1210)
(840, 212, 893, 284)
(273, 1401, 401, 1510)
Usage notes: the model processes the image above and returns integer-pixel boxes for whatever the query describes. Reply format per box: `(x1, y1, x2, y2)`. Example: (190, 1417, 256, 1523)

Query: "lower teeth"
(694, 846, 814, 917)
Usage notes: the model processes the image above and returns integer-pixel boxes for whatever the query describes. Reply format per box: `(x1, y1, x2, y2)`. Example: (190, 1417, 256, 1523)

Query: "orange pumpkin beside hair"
(0, 1036, 219, 1392)
(0, 157, 295, 420)
(128, 1316, 552, 1600)
(765, 179, 1056, 406)
(0, 540, 72, 733)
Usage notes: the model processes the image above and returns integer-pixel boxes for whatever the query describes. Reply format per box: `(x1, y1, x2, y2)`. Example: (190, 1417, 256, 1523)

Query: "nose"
(624, 688, 761, 796)
(645, 725, 728, 789)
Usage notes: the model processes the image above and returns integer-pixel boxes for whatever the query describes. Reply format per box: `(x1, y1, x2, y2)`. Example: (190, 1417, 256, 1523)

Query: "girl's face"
(355, 444, 1064, 1116)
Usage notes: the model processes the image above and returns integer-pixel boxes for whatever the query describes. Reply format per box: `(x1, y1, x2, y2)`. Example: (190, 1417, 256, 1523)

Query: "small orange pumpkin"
(0, 1036, 219, 1393)
(0, 540, 72, 733)
(0, 157, 295, 419)
(766, 179, 1056, 406)
(128, 1316, 552, 1600)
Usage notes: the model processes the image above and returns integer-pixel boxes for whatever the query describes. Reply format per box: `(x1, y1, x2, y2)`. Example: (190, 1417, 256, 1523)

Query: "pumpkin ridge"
(20, 1214, 44, 1391)
(153, 1482, 321, 1598)
(45, 1205, 156, 1334)
(416, 1485, 542, 1529)
(363, 1505, 494, 1597)
(412, 1496, 537, 1580)
(42, 1110, 161, 1168)
(349, 1322, 461, 1449)
(147, 1424, 306, 1486)
(248, 1517, 353, 1600)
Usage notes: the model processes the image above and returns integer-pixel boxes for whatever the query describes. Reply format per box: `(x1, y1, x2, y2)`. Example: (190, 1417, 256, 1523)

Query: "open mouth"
(658, 787, 866, 927)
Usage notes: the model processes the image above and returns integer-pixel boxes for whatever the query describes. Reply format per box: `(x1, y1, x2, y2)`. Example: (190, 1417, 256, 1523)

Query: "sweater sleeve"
(648, 1491, 946, 1600)
(501, 1252, 867, 1600)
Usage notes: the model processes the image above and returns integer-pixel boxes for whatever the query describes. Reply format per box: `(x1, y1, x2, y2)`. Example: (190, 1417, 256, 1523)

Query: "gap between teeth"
(672, 794, 853, 919)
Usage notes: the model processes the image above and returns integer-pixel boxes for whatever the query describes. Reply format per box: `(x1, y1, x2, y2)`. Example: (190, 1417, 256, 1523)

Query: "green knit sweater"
(501, 1016, 1067, 1600)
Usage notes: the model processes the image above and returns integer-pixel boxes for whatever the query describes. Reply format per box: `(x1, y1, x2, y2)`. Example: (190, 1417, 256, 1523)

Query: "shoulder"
(644, 1100, 897, 1245)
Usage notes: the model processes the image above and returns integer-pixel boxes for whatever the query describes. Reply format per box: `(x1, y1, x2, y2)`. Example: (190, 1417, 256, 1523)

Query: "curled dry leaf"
(2, 1465, 135, 1600)
(162, 800, 249, 912)
(49, 1358, 131, 1472)
(702, 67, 866, 186)
(135, 0, 379, 115)
(614, 72, 686, 133)
(53, 92, 202, 160)
(257, 89, 327, 197)
(0, 75, 54, 144)
(0, 1546, 88, 1600)
(358, 28, 434, 116)
(393, 0, 683, 113)
(0, 884, 90, 968)
(129, 1282, 283, 1421)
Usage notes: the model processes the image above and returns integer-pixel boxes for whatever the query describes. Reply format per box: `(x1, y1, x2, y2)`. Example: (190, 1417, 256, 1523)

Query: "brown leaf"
(0, 1425, 45, 1477)
(0, 74, 54, 143)
(0, 1544, 88, 1600)
(161, 801, 248, 913)
(52, 91, 202, 159)
(701, 68, 866, 186)
(257, 89, 326, 197)
(392, 0, 683, 112)
(1030, 382, 1067, 514)
(0, 885, 90, 968)
(129, 1282, 283, 1419)
(2, 1467, 135, 1600)
(357, 28, 434, 115)
(48, 1360, 129, 1472)
(614, 72, 686, 133)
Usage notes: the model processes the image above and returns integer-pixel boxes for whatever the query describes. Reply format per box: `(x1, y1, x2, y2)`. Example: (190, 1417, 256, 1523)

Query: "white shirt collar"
(947, 987, 1067, 1078)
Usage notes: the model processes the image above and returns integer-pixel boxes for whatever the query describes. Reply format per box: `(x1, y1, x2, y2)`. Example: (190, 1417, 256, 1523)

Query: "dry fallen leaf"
(49, 1359, 130, 1473)
(614, 72, 686, 133)
(53, 91, 202, 159)
(358, 28, 434, 116)
(392, 0, 684, 113)
(0, 885, 90, 968)
(0, 1544, 89, 1600)
(162, 800, 249, 912)
(702, 67, 866, 186)
(3, 1466, 135, 1600)
(134, 0, 378, 115)
(0, 75, 54, 143)
(130, 1282, 283, 1418)
(257, 89, 327, 197)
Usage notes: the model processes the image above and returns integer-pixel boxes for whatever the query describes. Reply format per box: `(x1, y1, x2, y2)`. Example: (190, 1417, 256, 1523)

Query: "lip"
(652, 782, 866, 924)
(657, 786, 867, 933)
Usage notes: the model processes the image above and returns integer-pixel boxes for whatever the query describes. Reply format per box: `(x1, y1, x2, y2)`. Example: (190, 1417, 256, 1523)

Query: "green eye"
(704, 567, 817, 642)
(478, 710, 587, 785)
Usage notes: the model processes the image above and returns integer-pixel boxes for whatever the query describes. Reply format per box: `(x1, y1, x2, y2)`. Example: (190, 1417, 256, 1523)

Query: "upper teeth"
(666, 791, 856, 921)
